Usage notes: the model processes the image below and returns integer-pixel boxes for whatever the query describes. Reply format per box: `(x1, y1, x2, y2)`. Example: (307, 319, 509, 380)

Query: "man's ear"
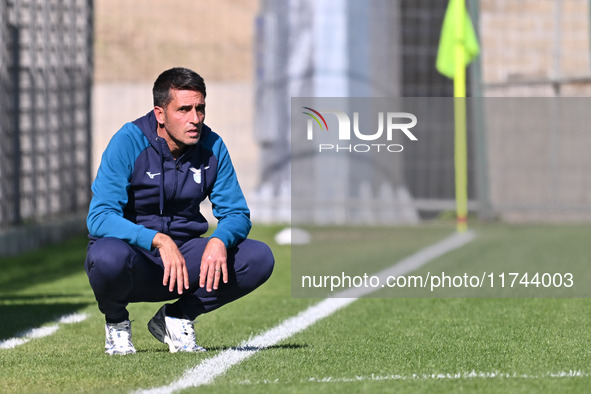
(153, 106, 165, 125)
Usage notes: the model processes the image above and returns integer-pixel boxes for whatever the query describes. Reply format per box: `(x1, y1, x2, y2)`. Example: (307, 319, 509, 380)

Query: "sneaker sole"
(106, 348, 136, 356)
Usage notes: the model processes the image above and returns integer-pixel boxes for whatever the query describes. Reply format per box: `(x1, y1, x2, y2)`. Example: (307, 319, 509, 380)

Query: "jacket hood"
(133, 111, 160, 149)
(132, 110, 212, 156)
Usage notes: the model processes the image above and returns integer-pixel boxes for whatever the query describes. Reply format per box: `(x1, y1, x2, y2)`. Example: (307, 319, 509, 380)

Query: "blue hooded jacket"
(87, 110, 251, 251)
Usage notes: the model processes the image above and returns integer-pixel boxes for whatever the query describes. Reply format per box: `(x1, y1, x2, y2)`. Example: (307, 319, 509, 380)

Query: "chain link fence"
(0, 0, 92, 254)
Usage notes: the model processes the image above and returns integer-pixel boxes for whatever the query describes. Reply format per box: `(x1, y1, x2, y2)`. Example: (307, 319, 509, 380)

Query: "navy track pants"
(84, 237, 274, 323)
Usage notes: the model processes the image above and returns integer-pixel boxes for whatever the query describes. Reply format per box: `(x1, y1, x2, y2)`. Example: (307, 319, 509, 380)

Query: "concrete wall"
(479, 0, 591, 221)
(480, 0, 591, 96)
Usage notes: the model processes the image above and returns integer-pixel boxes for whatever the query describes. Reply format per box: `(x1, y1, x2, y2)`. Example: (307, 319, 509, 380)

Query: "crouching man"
(85, 67, 274, 355)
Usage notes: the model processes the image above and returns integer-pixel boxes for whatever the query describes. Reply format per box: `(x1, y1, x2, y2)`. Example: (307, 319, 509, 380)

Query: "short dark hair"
(152, 67, 207, 108)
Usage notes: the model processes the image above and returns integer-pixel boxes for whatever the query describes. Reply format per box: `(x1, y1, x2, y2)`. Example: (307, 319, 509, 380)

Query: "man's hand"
(152, 233, 189, 294)
(199, 237, 228, 292)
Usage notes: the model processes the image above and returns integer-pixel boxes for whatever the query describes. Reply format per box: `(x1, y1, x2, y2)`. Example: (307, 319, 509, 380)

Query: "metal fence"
(0, 0, 93, 231)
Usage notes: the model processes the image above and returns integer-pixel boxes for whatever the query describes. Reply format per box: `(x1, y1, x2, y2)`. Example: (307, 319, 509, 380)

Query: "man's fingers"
(163, 264, 170, 286)
(206, 265, 215, 292)
(200, 237, 228, 291)
(183, 264, 190, 290)
(155, 233, 188, 294)
(212, 266, 222, 290)
(168, 265, 177, 292)
(213, 263, 227, 290)
(177, 272, 184, 294)
(221, 263, 228, 284)
(176, 263, 188, 294)
(199, 264, 208, 288)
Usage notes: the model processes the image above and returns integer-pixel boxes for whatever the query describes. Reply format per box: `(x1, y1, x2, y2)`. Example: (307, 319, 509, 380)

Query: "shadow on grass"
(0, 302, 92, 339)
(138, 343, 308, 354)
(0, 234, 89, 293)
(200, 343, 309, 352)
(0, 294, 88, 301)
(0, 234, 92, 339)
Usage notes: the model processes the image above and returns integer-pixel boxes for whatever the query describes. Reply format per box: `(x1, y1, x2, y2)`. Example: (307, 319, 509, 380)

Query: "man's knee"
(235, 239, 275, 288)
(254, 241, 275, 283)
(85, 237, 136, 281)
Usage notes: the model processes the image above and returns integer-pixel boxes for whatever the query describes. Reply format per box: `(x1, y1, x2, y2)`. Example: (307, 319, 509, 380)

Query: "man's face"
(154, 89, 205, 156)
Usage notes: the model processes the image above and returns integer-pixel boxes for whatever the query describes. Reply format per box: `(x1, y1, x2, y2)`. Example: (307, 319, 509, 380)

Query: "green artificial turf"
(1, 223, 590, 393)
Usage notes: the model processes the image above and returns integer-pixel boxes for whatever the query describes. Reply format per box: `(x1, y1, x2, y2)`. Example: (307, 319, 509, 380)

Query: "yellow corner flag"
(436, 0, 480, 80)
(436, 0, 480, 233)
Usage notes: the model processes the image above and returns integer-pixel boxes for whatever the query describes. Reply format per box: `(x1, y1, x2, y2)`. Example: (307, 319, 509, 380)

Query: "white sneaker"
(105, 320, 136, 355)
(147, 304, 206, 353)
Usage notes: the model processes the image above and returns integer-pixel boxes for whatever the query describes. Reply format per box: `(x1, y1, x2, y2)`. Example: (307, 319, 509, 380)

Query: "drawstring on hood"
(199, 157, 205, 194)
(158, 141, 165, 216)
(198, 143, 205, 193)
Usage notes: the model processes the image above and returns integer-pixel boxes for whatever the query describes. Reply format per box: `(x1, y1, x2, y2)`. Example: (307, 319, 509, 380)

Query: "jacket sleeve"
(208, 135, 252, 248)
(86, 125, 158, 251)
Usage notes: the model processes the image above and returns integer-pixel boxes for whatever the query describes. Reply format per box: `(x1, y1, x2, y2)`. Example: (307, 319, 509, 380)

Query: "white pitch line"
(0, 312, 89, 349)
(237, 370, 590, 385)
(137, 230, 476, 394)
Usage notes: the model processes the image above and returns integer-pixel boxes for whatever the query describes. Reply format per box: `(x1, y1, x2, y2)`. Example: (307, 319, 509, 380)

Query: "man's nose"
(190, 108, 203, 124)
(190, 108, 199, 123)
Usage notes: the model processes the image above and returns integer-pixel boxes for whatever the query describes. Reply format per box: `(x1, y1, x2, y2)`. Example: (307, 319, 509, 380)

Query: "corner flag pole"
(436, 0, 479, 233)
(453, 0, 469, 233)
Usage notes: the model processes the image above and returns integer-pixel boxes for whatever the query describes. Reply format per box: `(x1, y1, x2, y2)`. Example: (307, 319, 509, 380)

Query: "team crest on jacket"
(189, 166, 210, 184)
(189, 166, 201, 184)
